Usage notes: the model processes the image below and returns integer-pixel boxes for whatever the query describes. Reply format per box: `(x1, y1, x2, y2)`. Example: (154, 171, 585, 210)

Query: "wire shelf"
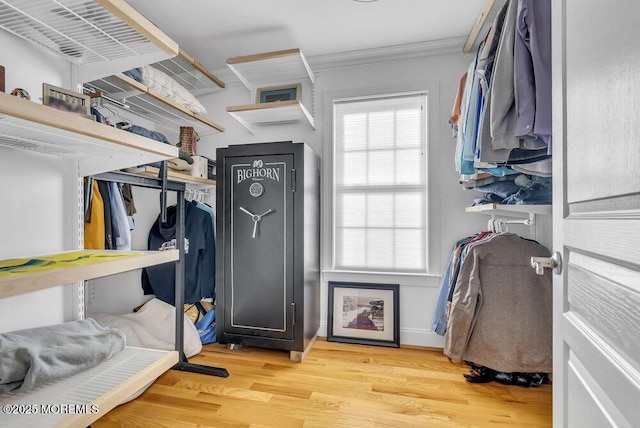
(0, 0, 175, 65)
(85, 74, 224, 136)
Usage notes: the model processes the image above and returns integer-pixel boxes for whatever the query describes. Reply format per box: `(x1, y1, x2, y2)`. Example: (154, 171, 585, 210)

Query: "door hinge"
(291, 169, 297, 192)
(291, 302, 296, 325)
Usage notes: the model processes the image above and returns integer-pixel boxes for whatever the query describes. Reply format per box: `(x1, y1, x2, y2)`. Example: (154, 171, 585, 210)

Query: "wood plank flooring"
(94, 339, 552, 427)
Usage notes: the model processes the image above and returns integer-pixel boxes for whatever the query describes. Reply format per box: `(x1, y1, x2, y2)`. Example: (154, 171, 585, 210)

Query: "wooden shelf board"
(465, 204, 552, 217)
(0, 347, 178, 428)
(463, 0, 508, 53)
(0, 250, 178, 300)
(226, 48, 315, 89)
(85, 74, 224, 135)
(0, 92, 177, 175)
(128, 166, 216, 188)
(227, 100, 315, 134)
(0, 0, 178, 81)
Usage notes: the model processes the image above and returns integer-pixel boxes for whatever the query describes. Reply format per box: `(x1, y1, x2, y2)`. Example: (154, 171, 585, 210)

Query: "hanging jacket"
(142, 201, 215, 305)
(444, 233, 552, 373)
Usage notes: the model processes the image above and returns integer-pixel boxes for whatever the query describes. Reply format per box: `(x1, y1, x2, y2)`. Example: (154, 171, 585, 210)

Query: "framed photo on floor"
(327, 281, 399, 348)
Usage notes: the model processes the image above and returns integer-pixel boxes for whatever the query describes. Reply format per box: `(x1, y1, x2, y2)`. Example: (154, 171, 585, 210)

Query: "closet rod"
(92, 170, 229, 379)
(85, 88, 130, 110)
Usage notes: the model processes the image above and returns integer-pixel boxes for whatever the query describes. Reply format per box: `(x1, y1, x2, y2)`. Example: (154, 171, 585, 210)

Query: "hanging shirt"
(108, 182, 131, 251)
(514, 0, 552, 143)
(142, 201, 215, 305)
(96, 181, 114, 249)
(84, 181, 105, 250)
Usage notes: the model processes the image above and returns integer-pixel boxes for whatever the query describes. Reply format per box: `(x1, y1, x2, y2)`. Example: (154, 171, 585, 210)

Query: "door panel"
(567, 356, 619, 428)
(224, 154, 294, 340)
(555, 0, 640, 426)
(564, 0, 640, 203)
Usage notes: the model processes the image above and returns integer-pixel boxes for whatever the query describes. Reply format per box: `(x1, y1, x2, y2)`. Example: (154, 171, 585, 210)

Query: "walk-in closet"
(0, 0, 638, 427)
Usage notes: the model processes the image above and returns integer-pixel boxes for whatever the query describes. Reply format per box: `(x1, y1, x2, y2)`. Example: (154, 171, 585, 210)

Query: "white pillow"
(87, 298, 202, 358)
(140, 65, 208, 116)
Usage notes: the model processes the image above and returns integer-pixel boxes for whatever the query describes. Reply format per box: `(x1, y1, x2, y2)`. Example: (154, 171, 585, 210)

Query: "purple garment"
(514, 0, 552, 141)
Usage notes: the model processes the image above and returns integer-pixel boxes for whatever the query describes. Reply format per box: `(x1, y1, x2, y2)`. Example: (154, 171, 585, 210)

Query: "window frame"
(331, 91, 429, 275)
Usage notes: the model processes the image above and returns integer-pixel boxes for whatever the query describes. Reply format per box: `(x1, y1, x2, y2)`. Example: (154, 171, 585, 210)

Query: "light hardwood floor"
(94, 339, 552, 427)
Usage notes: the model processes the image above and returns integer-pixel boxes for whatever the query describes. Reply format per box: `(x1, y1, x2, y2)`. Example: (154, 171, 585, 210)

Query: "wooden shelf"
(463, 0, 508, 53)
(0, 0, 179, 82)
(227, 48, 315, 89)
(465, 204, 552, 218)
(126, 166, 216, 189)
(227, 100, 315, 134)
(85, 74, 224, 136)
(0, 250, 178, 300)
(152, 47, 225, 95)
(0, 347, 178, 428)
(0, 92, 177, 176)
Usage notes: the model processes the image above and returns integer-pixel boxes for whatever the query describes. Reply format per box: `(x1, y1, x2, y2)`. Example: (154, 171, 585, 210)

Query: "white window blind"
(333, 93, 427, 273)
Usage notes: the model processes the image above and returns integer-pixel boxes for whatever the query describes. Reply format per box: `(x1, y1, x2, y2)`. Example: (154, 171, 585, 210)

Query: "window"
(333, 93, 428, 273)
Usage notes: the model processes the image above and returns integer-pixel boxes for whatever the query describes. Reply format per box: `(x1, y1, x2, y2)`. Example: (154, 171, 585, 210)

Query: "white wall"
(0, 32, 76, 333)
(197, 52, 502, 347)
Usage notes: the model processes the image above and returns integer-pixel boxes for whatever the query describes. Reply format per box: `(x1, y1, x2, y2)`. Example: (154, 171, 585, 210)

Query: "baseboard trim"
(317, 322, 444, 348)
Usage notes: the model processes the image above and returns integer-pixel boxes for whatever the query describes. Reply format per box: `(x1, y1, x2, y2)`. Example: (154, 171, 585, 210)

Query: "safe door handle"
(530, 252, 562, 275)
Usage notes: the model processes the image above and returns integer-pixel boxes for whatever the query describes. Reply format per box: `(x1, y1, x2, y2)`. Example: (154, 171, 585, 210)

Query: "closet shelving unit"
(463, 0, 508, 53)
(84, 72, 225, 137)
(0, 91, 177, 175)
(0, 0, 226, 136)
(126, 165, 216, 190)
(0, 92, 181, 427)
(0, 1, 228, 425)
(226, 48, 316, 134)
(153, 47, 226, 95)
(0, 0, 180, 83)
(465, 204, 552, 219)
(466, 204, 552, 240)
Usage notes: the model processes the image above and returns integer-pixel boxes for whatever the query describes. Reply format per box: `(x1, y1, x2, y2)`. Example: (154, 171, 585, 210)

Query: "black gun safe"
(216, 141, 320, 361)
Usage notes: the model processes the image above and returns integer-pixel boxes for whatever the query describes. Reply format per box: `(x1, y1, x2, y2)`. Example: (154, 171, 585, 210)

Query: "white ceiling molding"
(308, 36, 467, 71)
(212, 36, 468, 86)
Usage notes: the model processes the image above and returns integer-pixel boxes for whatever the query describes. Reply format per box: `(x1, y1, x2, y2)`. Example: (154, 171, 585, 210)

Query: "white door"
(553, 0, 640, 426)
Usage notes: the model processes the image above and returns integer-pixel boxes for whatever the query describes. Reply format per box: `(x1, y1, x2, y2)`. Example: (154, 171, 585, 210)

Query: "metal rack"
(94, 167, 228, 378)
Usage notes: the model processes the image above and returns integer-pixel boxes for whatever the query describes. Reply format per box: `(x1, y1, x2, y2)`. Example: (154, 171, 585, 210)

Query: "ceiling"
(127, 0, 485, 71)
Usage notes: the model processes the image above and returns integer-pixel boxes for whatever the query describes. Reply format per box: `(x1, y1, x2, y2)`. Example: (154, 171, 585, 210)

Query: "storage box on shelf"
(226, 48, 316, 133)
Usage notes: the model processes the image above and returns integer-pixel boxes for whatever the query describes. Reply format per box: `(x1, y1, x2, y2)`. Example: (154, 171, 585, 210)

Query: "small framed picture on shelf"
(256, 83, 301, 104)
(327, 281, 400, 348)
(43, 83, 90, 116)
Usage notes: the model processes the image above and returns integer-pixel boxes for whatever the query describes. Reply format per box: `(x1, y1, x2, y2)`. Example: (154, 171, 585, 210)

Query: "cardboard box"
(191, 156, 208, 178)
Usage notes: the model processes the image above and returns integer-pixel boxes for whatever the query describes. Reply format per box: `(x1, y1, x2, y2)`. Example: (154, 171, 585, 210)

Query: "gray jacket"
(444, 233, 552, 373)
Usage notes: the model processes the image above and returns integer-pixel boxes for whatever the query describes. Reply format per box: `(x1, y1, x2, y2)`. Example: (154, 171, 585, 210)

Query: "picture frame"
(42, 83, 90, 116)
(327, 281, 400, 348)
(256, 83, 301, 104)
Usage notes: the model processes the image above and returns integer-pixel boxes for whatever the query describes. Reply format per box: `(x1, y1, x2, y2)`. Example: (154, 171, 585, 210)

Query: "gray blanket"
(0, 319, 126, 393)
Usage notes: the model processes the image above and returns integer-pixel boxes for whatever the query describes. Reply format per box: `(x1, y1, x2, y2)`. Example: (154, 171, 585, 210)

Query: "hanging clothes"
(142, 201, 215, 305)
(514, 0, 552, 144)
(443, 233, 552, 374)
(108, 182, 131, 251)
(84, 180, 105, 250)
(96, 181, 114, 249)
